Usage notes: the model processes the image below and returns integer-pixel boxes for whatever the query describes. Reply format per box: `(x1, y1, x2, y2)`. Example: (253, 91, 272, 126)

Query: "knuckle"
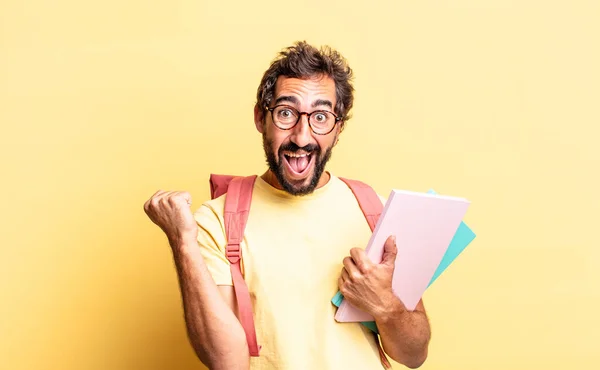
(170, 193, 186, 205)
(350, 272, 361, 281)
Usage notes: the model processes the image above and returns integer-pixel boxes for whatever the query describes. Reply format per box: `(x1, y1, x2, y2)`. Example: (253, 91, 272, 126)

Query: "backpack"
(209, 174, 392, 369)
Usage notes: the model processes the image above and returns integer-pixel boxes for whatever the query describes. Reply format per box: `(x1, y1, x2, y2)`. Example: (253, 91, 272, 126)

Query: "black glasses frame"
(265, 104, 342, 135)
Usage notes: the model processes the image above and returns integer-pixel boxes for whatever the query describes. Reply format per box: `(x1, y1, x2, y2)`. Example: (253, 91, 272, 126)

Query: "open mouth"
(282, 151, 315, 179)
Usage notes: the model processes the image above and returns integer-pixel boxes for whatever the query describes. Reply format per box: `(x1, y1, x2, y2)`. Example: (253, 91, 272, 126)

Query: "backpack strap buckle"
(226, 243, 241, 264)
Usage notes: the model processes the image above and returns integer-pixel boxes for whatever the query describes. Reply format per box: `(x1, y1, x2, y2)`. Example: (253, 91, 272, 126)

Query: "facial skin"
(254, 75, 341, 195)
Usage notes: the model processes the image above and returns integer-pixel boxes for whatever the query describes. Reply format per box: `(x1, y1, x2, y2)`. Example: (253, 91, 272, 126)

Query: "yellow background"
(1, 1, 598, 369)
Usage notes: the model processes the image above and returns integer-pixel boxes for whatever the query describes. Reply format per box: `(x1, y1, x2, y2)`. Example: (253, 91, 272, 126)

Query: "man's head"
(254, 41, 354, 196)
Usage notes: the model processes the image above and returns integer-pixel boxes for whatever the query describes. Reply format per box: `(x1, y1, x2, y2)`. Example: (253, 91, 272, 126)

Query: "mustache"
(279, 142, 320, 154)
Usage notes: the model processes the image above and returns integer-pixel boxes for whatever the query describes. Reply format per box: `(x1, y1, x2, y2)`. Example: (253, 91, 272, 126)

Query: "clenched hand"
(143, 190, 197, 247)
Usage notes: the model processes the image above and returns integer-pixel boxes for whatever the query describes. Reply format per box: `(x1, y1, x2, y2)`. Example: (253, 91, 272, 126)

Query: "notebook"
(332, 189, 476, 306)
(334, 188, 471, 323)
(331, 209, 476, 332)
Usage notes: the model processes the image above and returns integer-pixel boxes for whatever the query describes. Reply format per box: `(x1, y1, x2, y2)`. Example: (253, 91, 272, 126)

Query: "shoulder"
(193, 195, 226, 233)
(332, 175, 388, 204)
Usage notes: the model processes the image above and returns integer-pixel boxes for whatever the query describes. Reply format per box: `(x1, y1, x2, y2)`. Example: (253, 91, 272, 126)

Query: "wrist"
(373, 293, 407, 323)
(168, 233, 198, 252)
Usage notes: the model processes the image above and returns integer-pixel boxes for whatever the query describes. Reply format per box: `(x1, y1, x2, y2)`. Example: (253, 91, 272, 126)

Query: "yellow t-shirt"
(194, 174, 385, 370)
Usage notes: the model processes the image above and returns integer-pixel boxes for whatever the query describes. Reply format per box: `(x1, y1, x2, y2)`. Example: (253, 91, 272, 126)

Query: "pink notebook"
(334, 189, 471, 322)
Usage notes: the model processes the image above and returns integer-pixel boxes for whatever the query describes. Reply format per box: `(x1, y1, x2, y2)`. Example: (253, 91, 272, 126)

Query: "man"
(144, 41, 431, 370)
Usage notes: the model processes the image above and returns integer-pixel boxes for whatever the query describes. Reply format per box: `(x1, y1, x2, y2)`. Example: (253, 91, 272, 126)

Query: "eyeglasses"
(265, 104, 342, 135)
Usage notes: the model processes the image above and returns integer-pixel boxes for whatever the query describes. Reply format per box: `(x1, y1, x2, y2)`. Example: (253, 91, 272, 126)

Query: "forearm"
(171, 239, 249, 370)
(374, 297, 430, 368)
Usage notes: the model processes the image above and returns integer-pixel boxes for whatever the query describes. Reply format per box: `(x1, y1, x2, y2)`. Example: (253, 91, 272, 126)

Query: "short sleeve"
(193, 203, 233, 286)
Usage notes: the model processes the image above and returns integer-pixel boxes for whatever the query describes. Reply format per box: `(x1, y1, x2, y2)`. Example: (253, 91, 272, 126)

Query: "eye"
(313, 112, 328, 123)
(275, 107, 296, 118)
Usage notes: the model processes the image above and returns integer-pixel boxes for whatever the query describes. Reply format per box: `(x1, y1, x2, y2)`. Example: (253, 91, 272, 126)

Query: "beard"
(262, 132, 334, 196)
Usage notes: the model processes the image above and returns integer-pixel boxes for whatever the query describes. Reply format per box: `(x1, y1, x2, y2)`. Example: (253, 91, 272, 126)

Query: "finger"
(149, 190, 169, 209)
(338, 276, 345, 291)
(381, 235, 398, 267)
(163, 191, 178, 198)
(144, 196, 153, 212)
(166, 191, 191, 207)
(342, 256, 360, 280)
(341, 267, 350, 282)
(151, 189, 167, 198)
(162, 191, 182, 204)
(146, 190, 165, 207)
(350, 247, 371, 274)
(154, 190, 171, 201)
(155, 190, 175, 202)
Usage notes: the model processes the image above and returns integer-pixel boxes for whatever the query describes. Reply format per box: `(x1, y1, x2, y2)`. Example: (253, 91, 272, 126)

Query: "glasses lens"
(273, 106, 298, 129)
(309, 111, 335, 134)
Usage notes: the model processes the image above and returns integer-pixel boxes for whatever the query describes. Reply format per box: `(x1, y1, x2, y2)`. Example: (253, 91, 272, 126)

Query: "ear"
(333, 125, 343, 146)
(254, 104, 265, 134)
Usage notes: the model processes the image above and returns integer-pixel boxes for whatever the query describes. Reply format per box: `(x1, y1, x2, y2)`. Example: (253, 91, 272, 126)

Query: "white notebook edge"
(363, 189, 397, 258)
(392, 188, 470, 203)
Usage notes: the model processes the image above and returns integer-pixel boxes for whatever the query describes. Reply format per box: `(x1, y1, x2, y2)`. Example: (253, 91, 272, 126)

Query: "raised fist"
(143, 190, 197, 246)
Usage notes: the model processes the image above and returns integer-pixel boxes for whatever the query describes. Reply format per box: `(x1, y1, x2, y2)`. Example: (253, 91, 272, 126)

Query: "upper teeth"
(285, 152, 310, 158)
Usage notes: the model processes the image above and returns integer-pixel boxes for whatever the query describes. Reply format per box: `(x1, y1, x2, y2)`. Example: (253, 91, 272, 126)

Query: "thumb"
(381, 235, 397, 267)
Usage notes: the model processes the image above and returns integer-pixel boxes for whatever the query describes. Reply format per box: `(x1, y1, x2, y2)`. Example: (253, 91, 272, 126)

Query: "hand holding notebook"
(334, 188, 472, 323)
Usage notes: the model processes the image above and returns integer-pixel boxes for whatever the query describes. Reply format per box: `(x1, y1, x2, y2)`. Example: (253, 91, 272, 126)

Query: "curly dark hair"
(255, 41, 355, 130)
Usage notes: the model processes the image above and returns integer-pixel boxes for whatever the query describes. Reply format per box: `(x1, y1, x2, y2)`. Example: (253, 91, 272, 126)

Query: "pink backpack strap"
(339, 177, 392, 369)
(210, 174, 236, 199)
(338, 177, 384, 230)
(221, 175, 261, 356)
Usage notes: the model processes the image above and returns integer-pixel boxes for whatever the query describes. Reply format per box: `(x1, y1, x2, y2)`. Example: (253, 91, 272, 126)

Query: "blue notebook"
(332, 189, 476, 333)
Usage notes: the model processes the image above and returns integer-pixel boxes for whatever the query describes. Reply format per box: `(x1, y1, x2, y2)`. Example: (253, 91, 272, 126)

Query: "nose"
(290, 114, 313, 148)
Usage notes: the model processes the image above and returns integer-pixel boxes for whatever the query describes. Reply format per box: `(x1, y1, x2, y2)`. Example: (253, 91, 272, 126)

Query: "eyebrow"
(273, 95, 299, 106)
(311, 99, 333, 110)
(273, 96, 334, 110)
